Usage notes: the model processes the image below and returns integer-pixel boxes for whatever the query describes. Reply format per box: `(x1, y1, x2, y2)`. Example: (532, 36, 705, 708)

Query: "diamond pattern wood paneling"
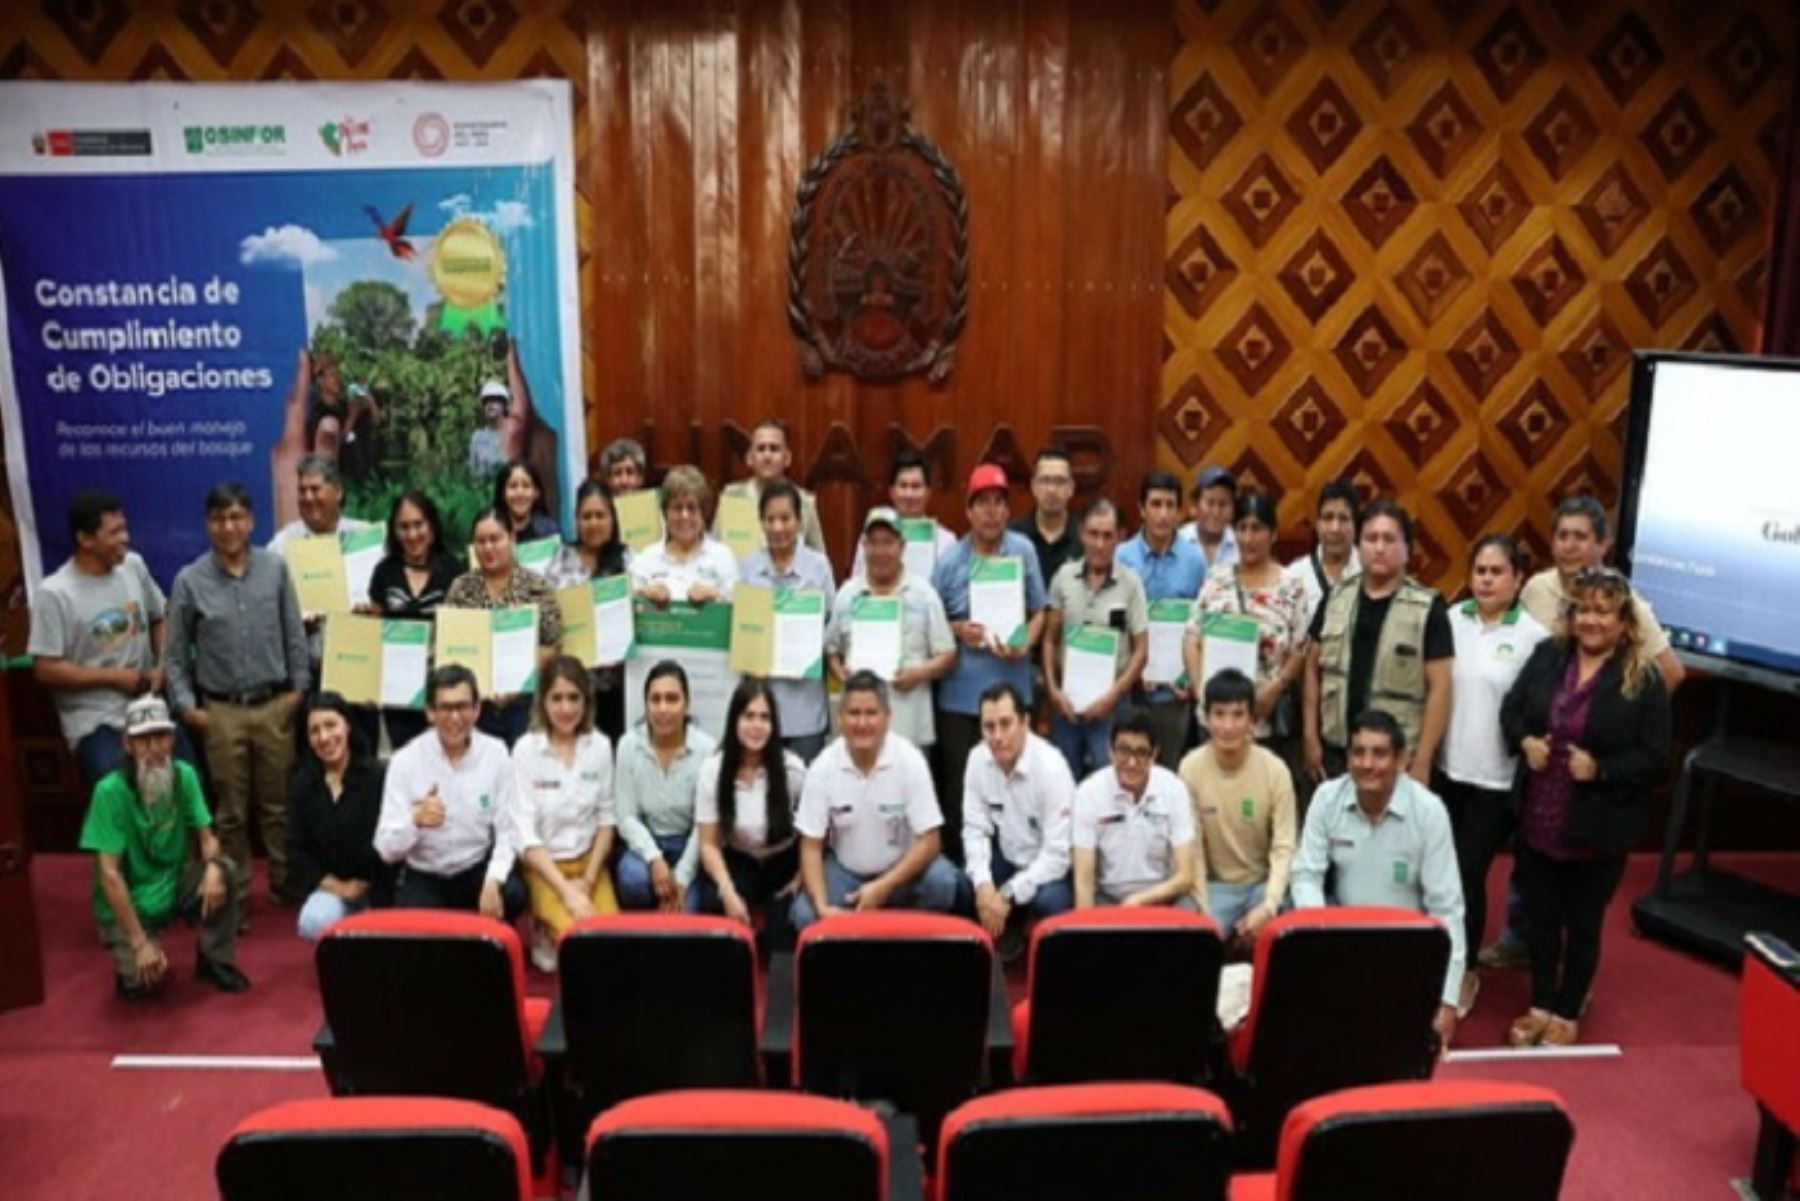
(0, 0, 590, 640)
(1165, 0, 1794, 588)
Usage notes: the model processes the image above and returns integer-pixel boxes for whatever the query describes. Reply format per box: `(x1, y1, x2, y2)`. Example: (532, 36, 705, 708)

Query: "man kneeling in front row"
(81, 696, 248, 999)
(790, 671, 962, 927)
(1072, 712, 1198, 908)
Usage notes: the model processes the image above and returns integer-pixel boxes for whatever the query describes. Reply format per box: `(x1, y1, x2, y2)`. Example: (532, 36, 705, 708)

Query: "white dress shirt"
(962, 731, 1075, 905)
(376, 729, 517, 882)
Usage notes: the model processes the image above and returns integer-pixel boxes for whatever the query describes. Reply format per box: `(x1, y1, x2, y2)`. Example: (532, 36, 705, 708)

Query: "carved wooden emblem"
(789, 82, 969, 383)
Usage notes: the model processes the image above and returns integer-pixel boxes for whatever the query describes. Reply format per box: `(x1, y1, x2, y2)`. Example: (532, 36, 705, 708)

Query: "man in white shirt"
(266, 454, 374, 556)
(963, 682, 1074, 946)
(1072, 713, 1198, 908)
(375, 665, 526, 919)
(790, 671, 962, 928)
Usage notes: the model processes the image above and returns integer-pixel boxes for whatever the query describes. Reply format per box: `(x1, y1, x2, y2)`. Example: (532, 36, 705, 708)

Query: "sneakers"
(1478, 939, 1529, 970)
(1456, 971, 1481, 1020)
(529, 926, 558, 974)
(1507, 1008, 1553, 1047)
(195, 954, 251, 994)
(115, 974, 158, 1002)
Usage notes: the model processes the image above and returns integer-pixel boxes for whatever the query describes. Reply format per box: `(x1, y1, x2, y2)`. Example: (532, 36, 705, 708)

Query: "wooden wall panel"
(586, 0, 1171, 565)
(1163, 0, 1794, 588)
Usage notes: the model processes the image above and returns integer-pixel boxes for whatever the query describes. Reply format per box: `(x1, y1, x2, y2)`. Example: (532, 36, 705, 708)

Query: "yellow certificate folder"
(716, 492, 762, 561)
(434, 607, 494, 696)
(287, 535, 349, 614)
(616, 489, 664, 552)
(322, 616, 431, 709)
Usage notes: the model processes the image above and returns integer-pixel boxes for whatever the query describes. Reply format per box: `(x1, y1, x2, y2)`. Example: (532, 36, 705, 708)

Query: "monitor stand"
(1632, 683, 1800, 966)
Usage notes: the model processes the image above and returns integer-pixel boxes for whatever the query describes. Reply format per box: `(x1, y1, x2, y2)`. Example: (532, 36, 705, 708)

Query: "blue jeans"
(790, 851, 962, 929)
(1207, 879, 1268, 933)
(991, 853, 1074, 919)
(1049, 708, 1118, 782)
(75, 723, 195, 796)
(616, 833, 701, 911)
(296, 889, 370, 941)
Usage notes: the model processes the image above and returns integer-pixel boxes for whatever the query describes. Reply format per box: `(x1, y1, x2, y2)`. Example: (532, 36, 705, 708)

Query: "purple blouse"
(1523, 655, 1603, 861)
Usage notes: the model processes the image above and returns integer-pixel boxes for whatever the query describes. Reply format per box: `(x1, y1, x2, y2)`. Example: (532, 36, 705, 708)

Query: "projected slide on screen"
(1628, 359, 1800, 676)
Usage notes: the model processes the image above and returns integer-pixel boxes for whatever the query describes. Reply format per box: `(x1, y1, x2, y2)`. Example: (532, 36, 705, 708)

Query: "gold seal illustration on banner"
(430, 217, 505, 309)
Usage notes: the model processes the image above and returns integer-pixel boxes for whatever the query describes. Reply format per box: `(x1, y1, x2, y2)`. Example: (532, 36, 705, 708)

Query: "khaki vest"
(1317, 574, 1436, 749)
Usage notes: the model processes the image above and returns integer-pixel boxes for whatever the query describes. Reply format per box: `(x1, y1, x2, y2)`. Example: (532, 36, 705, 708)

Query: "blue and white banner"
(0, 81, 584, 589)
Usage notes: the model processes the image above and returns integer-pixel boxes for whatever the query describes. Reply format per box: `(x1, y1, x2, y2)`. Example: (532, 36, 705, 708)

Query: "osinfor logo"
(319, 117, 371, 156)
(183, 124, 287, 155)
(413, 112, 450, 158)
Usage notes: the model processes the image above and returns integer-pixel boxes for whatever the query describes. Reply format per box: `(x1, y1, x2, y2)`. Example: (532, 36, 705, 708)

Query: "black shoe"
(115, 974, 154, 1001)
(196, 955, 251, 993)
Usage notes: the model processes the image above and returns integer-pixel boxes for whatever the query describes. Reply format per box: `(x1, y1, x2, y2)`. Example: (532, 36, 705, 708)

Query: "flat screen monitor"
(1617, 351, 1800, 694)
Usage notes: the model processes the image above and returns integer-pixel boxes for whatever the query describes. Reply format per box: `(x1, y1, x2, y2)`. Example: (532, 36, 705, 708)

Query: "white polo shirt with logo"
(795, 733, 943, 878)
(1072, 764, 1196, 903)
(1442, 601, 1550, 790)
(376, 728, 518, 882)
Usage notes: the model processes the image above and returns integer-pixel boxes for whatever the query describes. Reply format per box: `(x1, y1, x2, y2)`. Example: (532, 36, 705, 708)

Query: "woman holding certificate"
(1500, 567, 1670, 1047)
(444, 508, 563, 747)
(739, 482, 836, 762)
(614, 661, 716, 911)
(1182, 491, 1309, 754)
(511, 656, 619, 971)
(628, 466, 738, 605)
(554, 480, 632, 742)
(694, 679, 808, 952)
(494, 460, 563, 544)
(367, 490, 461, 751)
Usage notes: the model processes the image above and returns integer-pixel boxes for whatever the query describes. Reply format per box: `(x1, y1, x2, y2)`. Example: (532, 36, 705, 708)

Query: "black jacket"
(1500, 640, 1671, 856)
(287, 758, 386, 897)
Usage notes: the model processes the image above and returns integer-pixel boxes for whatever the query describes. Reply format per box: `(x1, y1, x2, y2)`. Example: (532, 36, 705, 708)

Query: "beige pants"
(201, 696, 294, 896)
(526, 855, 619, 940)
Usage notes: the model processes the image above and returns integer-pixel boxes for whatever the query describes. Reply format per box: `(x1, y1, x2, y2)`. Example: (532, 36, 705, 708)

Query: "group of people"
(29, 417, 1675, 1050)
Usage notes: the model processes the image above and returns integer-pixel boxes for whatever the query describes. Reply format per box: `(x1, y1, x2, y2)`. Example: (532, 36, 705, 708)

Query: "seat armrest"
(760, 951, 795, 1086)
(882, 1111, 925, 1201)
(312, 1022, 342, 1093)
(986, 958, 1014, 1087)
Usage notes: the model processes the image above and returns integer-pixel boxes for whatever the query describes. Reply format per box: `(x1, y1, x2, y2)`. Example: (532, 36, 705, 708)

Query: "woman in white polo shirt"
(1439, 534, 1548, 1016)
(694, 678, 808, 953)
(511, 655, 618, 971)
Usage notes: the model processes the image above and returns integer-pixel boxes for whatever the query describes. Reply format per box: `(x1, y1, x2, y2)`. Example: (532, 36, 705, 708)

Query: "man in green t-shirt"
(80, 696, 248, 999)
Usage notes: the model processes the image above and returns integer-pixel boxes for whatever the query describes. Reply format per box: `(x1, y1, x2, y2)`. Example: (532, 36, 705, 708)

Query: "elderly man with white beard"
(79, 696, 249, 999)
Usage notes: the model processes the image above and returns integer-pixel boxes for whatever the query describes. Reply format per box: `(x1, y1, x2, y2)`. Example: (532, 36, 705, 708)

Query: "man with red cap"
(930, 464, 1048, 863)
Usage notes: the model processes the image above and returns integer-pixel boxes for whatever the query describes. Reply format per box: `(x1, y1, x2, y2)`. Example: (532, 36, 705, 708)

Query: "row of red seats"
(217, 1079, 1576, 1200)
(308, 905, 1455, 1175)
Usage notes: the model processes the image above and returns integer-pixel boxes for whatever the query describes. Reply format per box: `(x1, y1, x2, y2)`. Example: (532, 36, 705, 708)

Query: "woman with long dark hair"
(553, 479, 632, 742)
(694, 678, 807, 952)
(613, 660, 716, 910)
(289, 691, 386, 940)
(367, 489, 460, 749)
(493, 459, 561, 543)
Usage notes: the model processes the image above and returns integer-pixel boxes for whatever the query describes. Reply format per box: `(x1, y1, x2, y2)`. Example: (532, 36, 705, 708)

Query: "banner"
(0, 82, 584, 591)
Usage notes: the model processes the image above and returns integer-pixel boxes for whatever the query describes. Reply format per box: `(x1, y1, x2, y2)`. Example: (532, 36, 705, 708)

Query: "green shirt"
(79, 761, 212, 927)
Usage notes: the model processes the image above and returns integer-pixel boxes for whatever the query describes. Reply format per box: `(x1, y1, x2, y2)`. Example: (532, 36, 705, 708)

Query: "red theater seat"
(1009, 907, 1224, 1085)
(1227, 907, 1450, 1167)
(313, 911, 551, 1166)
(1229, 1081, 1573, 1201)
(216, 1097, 532, 1201)
(1742, 932, 1800, 1201)
(791, 913, 994, 1137)
(586, 1090, 890, 1201)
(549, 914, 762, 1160)
(937, 1083, 1234, 1201)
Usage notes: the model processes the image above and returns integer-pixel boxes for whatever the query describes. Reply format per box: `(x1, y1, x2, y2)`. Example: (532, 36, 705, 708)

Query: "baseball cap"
(479, 380, 511, 403)
(862, 506, 903, 537)
(124, 696, 176, 738)
(966, 463, 1009, 501)
(1194, 464, 1237, 492)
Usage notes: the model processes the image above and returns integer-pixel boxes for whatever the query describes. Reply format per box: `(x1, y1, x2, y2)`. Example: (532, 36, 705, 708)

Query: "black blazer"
(1500, 640, 1671, 857)
(287, 758, 387, 897)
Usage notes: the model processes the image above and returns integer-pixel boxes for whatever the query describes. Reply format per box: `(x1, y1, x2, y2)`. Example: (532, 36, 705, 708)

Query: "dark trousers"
(394, 859, 528, 922)
(1137, 697, 1191, 771)
(594, 678, 626, 745)
(477, 697, 532, 748)
(383, 708, 431, 757)
(1514, 842, 1627, 1020)
(934, 710, 981, 864)
(693, 844, 800, 954)
(1437, 775, 1515, 957)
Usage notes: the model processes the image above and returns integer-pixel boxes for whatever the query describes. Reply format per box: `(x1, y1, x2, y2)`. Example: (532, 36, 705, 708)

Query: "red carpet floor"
(1, 851, 1790, 1200)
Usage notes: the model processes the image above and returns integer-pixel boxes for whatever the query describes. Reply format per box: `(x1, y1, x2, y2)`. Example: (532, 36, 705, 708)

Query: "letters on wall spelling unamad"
(788, 81, 969, 385)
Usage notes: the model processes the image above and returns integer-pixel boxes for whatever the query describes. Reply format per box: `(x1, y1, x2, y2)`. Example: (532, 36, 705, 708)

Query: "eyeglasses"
(431, 701, 476, 714)
(1111, 743, 1154, 763)
(1572, 566, 1630, 593)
